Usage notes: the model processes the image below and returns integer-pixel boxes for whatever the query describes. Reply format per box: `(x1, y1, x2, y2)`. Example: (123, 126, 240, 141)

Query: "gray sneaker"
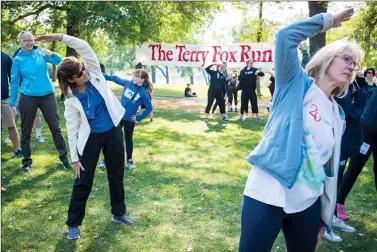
(112, 215, 134, 226)
(98, 159, 106, 169)
(324, 228, 342, 242)
(332, 216, 356, 232)
(126, 160, 136, 169)
(67, 226, 80, 239)
(36, 136, 45, 143)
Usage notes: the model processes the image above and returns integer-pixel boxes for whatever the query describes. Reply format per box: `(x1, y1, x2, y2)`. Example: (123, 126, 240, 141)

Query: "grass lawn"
(1, 86, 376, 252)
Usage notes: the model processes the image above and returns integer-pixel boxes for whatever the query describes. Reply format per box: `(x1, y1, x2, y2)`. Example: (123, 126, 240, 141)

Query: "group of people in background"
(1, 7, 376, 251)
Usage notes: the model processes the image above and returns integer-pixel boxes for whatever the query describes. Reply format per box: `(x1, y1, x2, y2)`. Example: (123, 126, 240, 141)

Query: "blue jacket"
(9, 48, 62, 106)
(246, 13, 345, 189)
(1, 52, 12, 100)
(104, 74, 153, 122)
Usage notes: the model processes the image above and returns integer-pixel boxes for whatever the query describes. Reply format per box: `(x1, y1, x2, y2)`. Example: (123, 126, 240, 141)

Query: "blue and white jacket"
(104, 74, 153, 122)
(246, 13, 346, 189)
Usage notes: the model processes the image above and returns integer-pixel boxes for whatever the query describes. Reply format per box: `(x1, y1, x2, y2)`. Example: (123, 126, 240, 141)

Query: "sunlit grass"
(1, 91, 376, 252)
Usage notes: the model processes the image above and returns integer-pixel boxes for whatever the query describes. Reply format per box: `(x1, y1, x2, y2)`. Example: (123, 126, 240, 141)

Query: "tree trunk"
(190, 69, 194, 85)
(151, 66, 156, 83)
(66, 4, 79, 57)
(51, 42, 57, 82)
(165, 66, 169, 84)
(308, 1, 328, 57)
(201, 68, 209, 85)
(256, 1, 263, 96)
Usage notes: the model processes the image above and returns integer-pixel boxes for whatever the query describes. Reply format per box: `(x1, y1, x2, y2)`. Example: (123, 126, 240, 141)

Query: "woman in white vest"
(35, 33, 134, 240)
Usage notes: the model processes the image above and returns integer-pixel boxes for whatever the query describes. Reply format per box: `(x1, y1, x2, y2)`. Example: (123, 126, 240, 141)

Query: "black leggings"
(120, 120, 136, 161)
(205, 88, 225, 114)
(240, 87, 258, 115)
(239, 196, 321, 252)
(227, 88, 238, 106)
(66, 126, 125, 227)
(337, 129, 377, 205)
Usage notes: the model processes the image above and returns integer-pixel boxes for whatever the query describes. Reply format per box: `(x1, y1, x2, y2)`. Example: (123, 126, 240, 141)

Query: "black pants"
(337, 129, 377, 205)
(18, 93, 68, 166)
(239, 196, 321, 252)
(120, 120, 135, 161)
(240, 87, 258, 115)
(205, 88, 225, 114)
(66, 126, 125, 227)
(227, 88, 238, 106)
(185, 92, 196, 97)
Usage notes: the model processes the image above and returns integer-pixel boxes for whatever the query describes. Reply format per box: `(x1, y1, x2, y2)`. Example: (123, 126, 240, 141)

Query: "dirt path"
(151, 95, 271, 112)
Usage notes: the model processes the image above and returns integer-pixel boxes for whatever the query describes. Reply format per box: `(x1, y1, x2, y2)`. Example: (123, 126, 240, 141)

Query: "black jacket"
(362, 88, 377, 134)
(205, 64, 227, 94)
(335, 77, 368, 160)
(237, 67, 265, 90)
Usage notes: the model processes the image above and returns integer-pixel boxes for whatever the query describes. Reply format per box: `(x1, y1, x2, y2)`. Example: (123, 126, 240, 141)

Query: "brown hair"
(57, 57, 83, 97)
(135, 69, 153, 94)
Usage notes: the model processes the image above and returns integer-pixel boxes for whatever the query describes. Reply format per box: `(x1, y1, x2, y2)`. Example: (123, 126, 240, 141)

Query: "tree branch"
(11, 4, 66, 24)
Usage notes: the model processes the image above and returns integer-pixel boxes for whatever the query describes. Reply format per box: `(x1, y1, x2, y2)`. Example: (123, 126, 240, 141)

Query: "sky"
(204, 1, 365, 44)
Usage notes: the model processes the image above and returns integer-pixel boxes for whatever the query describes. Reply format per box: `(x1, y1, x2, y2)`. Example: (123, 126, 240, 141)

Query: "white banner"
(136, 42, 275, 69)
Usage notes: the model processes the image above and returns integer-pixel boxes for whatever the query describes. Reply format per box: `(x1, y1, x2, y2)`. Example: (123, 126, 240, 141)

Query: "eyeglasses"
(338, 54, 360, 71)
(367, 71, 374, 74)
(73, 64, 86, 79)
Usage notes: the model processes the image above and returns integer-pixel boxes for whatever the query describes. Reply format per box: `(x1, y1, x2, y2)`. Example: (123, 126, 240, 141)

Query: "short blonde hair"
(305, 39, 364, 97)
(18, 30, 34, 42)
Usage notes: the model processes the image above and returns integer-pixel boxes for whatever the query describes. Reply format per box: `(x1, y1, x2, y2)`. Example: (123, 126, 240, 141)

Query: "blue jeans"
(239, 196, 321, 252)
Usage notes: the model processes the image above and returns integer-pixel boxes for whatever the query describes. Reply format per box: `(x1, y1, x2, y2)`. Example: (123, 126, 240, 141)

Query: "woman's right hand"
(73, 161, 85, 179)
(35, 34, 63, 43)
(333, 8, 354, 28)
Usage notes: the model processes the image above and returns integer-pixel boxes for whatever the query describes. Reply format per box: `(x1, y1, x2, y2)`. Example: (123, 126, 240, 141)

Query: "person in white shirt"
(239, 8, 364, 251)
(35, 33, 134, 240)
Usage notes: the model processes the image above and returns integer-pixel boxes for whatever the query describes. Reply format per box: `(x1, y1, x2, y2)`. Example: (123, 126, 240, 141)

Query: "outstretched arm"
(274, 9, 354, 89)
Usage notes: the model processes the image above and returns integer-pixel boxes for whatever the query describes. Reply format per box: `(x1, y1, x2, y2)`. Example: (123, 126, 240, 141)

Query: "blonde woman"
(239, 8, 363, 251)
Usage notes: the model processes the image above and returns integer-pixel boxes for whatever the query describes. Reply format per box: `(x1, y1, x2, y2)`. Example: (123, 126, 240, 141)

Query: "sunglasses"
(73, 64, 86, 79)
(367, 71, 374, 74)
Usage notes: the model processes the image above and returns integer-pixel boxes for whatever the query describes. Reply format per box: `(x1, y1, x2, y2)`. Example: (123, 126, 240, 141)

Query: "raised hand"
(333, 8, 354, 28)
(35, 34, 63, 43)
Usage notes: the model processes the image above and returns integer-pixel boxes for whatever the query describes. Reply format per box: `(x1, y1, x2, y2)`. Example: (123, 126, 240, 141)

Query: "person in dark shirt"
(204, 63, 228, 123)
(364, 67, 376, 101)
(237, 60, 265, 121)
(185, 83, 197, 97)
(1, 51, 22, 158)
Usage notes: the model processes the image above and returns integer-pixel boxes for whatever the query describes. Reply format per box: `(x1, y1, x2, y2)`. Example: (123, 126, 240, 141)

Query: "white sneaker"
(36, 136, 45, 143)
(5, 136, 11, 143)
(324, 228, 343, 242)
(126, 160, 136, 169)
(98, 159, 106, 168)
(332, 216, 356, 232)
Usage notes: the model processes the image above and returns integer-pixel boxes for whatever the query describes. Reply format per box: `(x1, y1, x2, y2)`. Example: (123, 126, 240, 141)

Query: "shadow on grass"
(53, 233, 77, 252)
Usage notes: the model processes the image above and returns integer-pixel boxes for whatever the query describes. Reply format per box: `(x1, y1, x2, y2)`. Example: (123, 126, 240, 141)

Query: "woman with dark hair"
(364, 67, 376, 101)
(10, 31, 70, 171)
(35, 33, 133, 240)
(100, 69, 153, 169)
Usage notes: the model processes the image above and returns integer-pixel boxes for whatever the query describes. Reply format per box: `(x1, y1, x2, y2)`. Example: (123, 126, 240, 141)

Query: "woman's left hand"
(131, 115, 137, 122)
(35, 34, 63, 43)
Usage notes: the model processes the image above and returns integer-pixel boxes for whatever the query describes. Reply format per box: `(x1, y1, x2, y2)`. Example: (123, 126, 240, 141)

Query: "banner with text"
(136, 42, 275, 69)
